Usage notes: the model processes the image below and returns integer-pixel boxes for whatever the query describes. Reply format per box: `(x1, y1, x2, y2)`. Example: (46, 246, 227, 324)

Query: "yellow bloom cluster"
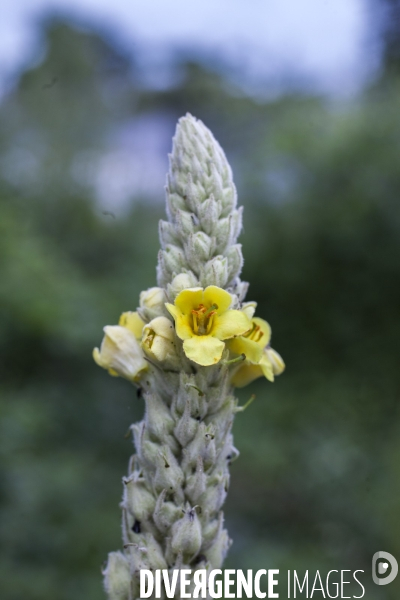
(93, 285, 284, 387)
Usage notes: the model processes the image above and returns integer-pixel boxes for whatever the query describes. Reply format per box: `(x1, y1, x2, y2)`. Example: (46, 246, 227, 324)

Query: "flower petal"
(203, 285, 232, 314)
(183, 335, 225, 366)
(165, 302, 179, 320)
(252, 317, 271, 347)
(241, 301, 257, 320)
(226, 336, 263, 364)
(174, 287, 204, 314)
(144, 316, 175, 341)
(259, 353, 274, 382)
(166, 303, 193, 340)
(265, 347, 285, 376)
(146, 336, 171, 361)
(119, 311, 145, 339)
(231, 363, 264, 388)
(211, 310, 251, 340)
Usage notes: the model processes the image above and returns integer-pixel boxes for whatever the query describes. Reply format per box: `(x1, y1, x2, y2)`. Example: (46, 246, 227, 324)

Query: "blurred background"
(1, 0, 400, 598)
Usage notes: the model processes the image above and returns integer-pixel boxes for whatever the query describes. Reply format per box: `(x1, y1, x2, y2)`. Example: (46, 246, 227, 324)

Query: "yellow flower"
(228, 315, 285, 387)
(93, 312, 147, 382)
(165, 286, 251, 366)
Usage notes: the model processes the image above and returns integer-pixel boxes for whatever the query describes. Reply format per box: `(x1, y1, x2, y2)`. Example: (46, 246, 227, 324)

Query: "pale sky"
(1, 0, 380, 96)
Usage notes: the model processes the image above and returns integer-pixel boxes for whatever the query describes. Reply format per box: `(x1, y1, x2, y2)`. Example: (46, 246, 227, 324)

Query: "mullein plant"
(94, 114, 285, 599)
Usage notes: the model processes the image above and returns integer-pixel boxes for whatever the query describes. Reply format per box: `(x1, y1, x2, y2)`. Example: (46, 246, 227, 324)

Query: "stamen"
(206, 313, 215, 334)
(244, 323, 256, 339)
(191, 311, 199, 333)
(204, 303, 218, 317)
(255, 329, 264, 343)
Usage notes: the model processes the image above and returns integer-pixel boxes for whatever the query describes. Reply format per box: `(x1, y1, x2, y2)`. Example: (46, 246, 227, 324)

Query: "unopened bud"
(143, 534, 168, 570)
(160, 244, 185, 276)
(185, 232, 214, 266)
(144, 392, 175, 442)
(153, 446, 184, 498)
(182, 423, 216, 471)
(205, 528, 231, 569)
(168, 272, 199, 299)
(200, 474, 228, 514)
(103, 551, 131, 600)
(139, 287, 166, 321)
(209, 161, 224, 202)
(153, 489, 182, 534)
(171, 507, 202, 561)
(93, 325, 147, 382)
(142, 316, 177, 363)
(197, 195, 221, 235)
(174, 398, 198, 446)
(185, 456, 206, 504)
(226, 244, 244, 282)
(175, 209, 198, 237)
(159, 220, 179, 248)
(123, 478, 155, 522)
(201, 256, 229, 288)
(202, 512, 223, 549)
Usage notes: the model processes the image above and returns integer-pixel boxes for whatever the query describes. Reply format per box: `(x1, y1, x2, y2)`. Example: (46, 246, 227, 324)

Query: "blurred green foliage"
(1, 17, 400, 600)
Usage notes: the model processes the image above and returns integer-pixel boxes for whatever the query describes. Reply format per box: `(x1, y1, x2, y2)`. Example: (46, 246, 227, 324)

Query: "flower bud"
(182, 423, 216, 471)
(153, 446, 184, 498)
(123, 477, 155, 522)
(159, 220, 179, 248)
(159, 244, 186, 276)
(202, 512, 223, 549)
(144, 392, 175, 442)
(209, 161, 224, 203)
(143, 534, 168, 570)
(153, 489, 182, 534)
(93, 325, 147, 382)
(185, 456, 206, 504)
(174, 398, 198, 446)
(209, 399, 235, 446)
(165, 191, 186, 219)
(142, 316, 177, 363)
(103, 551, 132, 600)
(185, 232, 214, 269)
(197, 195, 221, 235)
(139, 287, 166, 321)
(201, 256, 229, 288)
(184, 172, 203, 212)
(226, 244, 244, 282)
(127, 535, 167, 571)
(222, 185, 237, 213)
(175, 209, 198, 237)
(205, 528, 231, 569)
(202, 474, 228, 513)
(171, 507, 202, 561)
(234, 280, 249, 302)
(214, 216, 232, 253)
(167, 272, 199, 300)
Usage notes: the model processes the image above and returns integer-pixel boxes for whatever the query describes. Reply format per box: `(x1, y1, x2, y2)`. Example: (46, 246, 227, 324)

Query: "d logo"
(372, 551, 398, 585)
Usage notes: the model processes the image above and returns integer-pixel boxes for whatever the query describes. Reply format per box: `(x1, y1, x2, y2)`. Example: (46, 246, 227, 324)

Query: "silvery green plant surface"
(93, 114, 285, 599)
